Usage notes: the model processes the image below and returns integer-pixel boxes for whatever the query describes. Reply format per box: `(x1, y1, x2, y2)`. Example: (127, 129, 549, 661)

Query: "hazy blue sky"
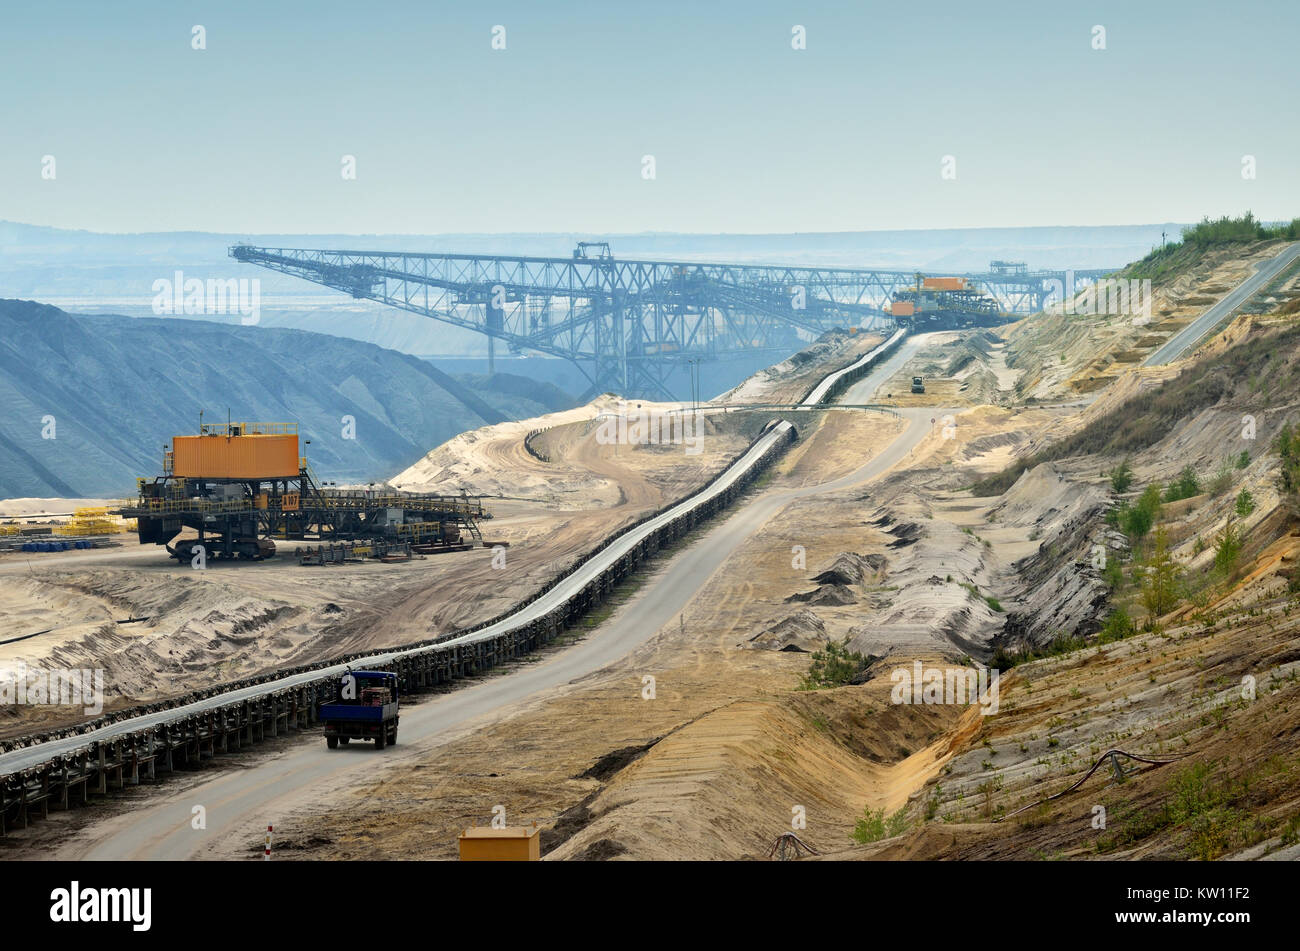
(2, 0, 1295, 235)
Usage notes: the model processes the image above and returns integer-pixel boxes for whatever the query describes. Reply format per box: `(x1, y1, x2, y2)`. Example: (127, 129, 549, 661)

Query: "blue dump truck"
(320, 670, 399, 749)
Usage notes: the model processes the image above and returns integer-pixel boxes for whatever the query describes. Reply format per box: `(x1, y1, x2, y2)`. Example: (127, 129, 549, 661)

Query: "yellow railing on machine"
(393, 521, 450, 541)
(199, 421, 298, 436)
(119, 491, 486, 520)
(315, 493, 486, 517)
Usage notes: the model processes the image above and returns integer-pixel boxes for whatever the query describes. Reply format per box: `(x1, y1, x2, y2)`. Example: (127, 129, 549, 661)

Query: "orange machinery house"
(170, 423, 300, 481)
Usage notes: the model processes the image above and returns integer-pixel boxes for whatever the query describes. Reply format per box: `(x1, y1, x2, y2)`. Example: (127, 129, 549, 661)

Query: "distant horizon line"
(1, 217, 1208, 240)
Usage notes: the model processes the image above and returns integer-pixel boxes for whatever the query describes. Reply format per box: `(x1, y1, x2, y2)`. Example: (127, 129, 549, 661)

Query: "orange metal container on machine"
(171, 425, 300, 480)
(921, 277, 968, 291)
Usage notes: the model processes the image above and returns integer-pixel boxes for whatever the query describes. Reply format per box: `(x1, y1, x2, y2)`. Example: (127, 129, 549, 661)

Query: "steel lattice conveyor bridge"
(231, 243, 1109, 400)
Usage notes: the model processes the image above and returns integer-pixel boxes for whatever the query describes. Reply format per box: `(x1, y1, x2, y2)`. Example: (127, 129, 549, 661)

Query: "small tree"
(1102, 555, 1124, 591)
(1098, 607, 1134, 642)
(1108, 458, 1134, 494)
(1141, 527, 1182, 621)
(1234, 488, 1255, 518)
(1215, 515, 1243, 579)
(1277, 422, 1300, 509)
(1123, 484, 1163, 542)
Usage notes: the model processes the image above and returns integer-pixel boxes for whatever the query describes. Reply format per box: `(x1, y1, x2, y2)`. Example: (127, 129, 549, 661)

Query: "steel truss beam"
(230, 245, 1109, 399)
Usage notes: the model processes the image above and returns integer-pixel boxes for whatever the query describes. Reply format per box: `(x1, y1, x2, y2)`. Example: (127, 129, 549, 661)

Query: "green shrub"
(851, 806, 910, 844)
(1234, 488, 1255, 517)
(1163, 466, 1200, 502)
(1097, 607, 1135, 643)
(961, 582, 1004, 612)
(1180, 212, 1300, 246)
(991, 632, 1090, 669)
(1277, 421, 1300, 497)
(1209, 461, 1233, 497)
(1100, 759, 1274, 859)
(1108, 459, 1134, 494)
(1102, 556, 1124, 590)
(799, 640, 869, 689)
(1121, 484, 1164, 542)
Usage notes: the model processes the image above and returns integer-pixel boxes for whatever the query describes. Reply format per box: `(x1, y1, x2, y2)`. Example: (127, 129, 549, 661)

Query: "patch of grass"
(991, 632, 1091, 669)
(1099, 760, 1276, 860)
(961, 582, 1004, 612)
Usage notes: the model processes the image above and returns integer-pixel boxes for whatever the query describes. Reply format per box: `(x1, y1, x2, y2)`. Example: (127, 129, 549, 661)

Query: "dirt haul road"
(1144, 241, 1300, 366)
(56, 335, 940, 860)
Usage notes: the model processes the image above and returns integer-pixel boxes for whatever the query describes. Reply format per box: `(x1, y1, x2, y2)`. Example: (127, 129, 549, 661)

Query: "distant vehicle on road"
(910, 376, 925, 394)
(321, 670, 399, 749)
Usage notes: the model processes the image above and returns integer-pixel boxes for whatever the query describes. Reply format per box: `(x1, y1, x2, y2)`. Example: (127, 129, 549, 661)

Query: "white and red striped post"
(263, 824, 273, 860)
